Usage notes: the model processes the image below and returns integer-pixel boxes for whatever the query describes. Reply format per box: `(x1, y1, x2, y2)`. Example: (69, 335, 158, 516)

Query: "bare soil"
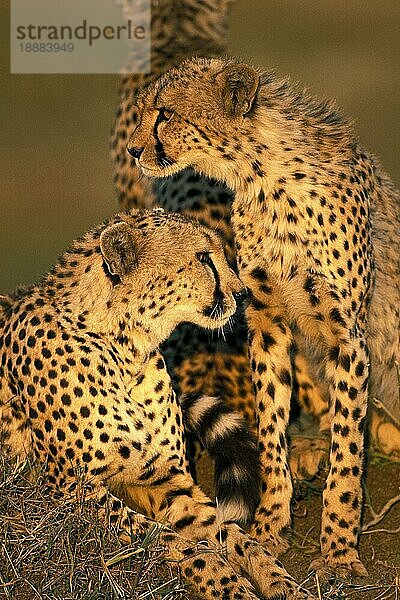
(287, 456, 400, 599)
(196, 449, 400, 599)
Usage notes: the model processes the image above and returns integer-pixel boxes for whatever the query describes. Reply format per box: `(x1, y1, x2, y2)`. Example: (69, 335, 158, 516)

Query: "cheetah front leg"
(242, 274, 294, 553)
(86, 484, 263, 600)
(310, 331, 369, 579)
(123, 474, 313, 599)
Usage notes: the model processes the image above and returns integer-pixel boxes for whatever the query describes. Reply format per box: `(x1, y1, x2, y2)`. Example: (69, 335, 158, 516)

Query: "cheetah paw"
(262, 583, 315, 599)
(250, 524, 291, 555)
(266, 532, 290, 555)
(309, 555, 368, 583)
(371, 419, 400, 457)
(289, 436, 329, 481)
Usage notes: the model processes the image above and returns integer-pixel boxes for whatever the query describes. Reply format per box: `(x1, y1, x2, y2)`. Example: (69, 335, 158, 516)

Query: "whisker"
(157, 178, 168, 192)
(136, 169, 145, 183)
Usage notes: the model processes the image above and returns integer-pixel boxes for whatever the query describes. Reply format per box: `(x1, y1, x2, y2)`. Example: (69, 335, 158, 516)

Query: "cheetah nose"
(127, 145, 144, 159)
(233, 288, 248, 303)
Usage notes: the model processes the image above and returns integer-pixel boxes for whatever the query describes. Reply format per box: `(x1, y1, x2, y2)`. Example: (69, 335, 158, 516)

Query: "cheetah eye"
(196, 251, 212, 265)
(158, 107, 174, 122)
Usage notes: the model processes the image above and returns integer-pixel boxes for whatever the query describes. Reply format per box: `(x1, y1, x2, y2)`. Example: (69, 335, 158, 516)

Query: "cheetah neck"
(204, 102, 356, 211)
(43, 248, 166, 358)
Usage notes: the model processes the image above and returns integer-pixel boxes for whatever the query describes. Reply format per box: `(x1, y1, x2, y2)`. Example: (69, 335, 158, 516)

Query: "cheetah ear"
(216, 63, 260, 118)
(100, 222, 138, 278)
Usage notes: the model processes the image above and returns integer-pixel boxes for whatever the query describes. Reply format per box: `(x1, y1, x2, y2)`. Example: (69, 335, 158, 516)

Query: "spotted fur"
(111, 0, 267, 487)
(111, 1, 400, 497)
(129, 57, 400, 579)
(112, 0, 331, 486)
(0, 208, 314, 599)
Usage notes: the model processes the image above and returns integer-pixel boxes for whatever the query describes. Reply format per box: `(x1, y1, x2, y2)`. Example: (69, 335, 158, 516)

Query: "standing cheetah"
(111, 0, 333, 482)
(128, 57, 400, 578)
(0, 207, 313, 599)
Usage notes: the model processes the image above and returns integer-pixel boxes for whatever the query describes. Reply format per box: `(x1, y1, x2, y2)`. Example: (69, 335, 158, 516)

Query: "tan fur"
(129, 57, 400, 578)
(112, 0, 337, 492)
(0, 208, 314, 599)
(111, 0, 398, 488)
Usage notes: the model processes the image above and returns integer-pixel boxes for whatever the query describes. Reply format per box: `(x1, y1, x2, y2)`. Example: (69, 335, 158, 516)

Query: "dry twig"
(362, 493, 400, 532)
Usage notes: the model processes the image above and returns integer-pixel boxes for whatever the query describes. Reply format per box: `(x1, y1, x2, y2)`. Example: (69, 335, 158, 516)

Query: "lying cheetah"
(111, 0, 331, 482)
(128, 58, 400, 578)
(0, 208, 312, 599)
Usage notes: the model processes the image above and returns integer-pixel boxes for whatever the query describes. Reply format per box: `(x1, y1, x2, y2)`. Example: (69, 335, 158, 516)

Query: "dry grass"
(0, 457, 188, 600)
(1, 453, 399, 599)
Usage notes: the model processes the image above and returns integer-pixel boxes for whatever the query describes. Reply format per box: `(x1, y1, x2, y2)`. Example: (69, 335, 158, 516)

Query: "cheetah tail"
(179, 393, 261, 527)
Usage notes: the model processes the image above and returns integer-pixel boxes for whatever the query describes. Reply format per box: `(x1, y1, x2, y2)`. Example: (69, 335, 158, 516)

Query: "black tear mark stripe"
(209, 258, 222, 299)
(153, 112, 175, 168)
(202, 256, 224, 317)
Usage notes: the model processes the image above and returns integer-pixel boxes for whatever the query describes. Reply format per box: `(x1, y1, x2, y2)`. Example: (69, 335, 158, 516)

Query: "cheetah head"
(127, 57, 261, 186)
(98, 209, 245, 343)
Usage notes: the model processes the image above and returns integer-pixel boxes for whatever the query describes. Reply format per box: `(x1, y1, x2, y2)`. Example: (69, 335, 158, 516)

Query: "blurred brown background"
(1, 0, 400, 292)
